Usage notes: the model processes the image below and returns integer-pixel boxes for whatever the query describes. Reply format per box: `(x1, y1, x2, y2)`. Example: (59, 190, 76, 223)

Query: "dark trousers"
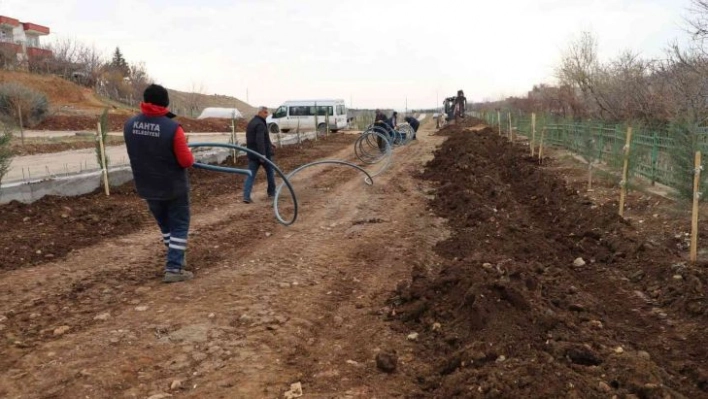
(375, 123, 392, 152)
(146, 193, 190, 272)
(243, 158, 276, 200)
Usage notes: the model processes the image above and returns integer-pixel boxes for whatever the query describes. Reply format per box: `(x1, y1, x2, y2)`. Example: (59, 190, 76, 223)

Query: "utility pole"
(405, 97, 408, 115)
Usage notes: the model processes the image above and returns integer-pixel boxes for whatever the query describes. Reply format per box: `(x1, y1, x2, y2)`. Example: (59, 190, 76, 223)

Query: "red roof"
(22, 22, 50, 35)
(0, 16, 20, 27)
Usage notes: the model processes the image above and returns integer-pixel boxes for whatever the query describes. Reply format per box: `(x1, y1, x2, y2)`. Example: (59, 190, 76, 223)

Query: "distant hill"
(167, 89, 257, 120)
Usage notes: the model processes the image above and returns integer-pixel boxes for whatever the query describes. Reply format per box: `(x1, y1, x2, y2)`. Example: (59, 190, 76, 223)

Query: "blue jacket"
(124, 115, 188, 200)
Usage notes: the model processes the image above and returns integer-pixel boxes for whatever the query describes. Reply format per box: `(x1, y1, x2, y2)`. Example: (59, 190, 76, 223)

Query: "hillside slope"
(1, 71, 255, 117)
(1, 71, 253, 131)
(167, 89, 257, 119)
(0, 70, 134, 116)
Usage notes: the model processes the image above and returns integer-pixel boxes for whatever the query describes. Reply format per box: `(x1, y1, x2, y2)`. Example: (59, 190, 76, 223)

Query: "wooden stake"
(314, 102, 319, 141)
(96, 122, 110, 196)
(17, 103, 25, 146)
(296, 119, 301, 144)
(230, 114, 237, 164)
(325, 109, 330, 138)
(618, 127, 633, 217)
(587, 163, 593, 191)
(531, 113, 536, 156)
(497, 110, 501, 136)
(691, 151, 702, 263)
(508, 112, 513, 142)
(538, 127, 546, 164)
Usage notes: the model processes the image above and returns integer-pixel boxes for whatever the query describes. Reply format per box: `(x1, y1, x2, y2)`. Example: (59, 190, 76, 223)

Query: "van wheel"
(317, 123, 327, 134)
(268, 123, 280, 134)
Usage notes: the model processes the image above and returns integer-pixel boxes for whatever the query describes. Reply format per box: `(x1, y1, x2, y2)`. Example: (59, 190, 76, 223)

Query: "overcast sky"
(0, 0, 696, 110)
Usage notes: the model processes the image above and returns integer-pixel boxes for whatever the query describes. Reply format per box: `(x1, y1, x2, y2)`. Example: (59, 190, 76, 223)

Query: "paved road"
(12, 130, 243, 138)
(5, 133, 240, 182)
(5, 130, 363, 183)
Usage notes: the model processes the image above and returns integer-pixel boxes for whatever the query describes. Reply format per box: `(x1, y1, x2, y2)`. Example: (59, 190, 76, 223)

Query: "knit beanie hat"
(143, 84, 170, 107)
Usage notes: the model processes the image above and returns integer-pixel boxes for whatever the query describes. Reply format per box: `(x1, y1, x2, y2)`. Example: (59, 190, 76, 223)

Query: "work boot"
(163, 270, 194, 283)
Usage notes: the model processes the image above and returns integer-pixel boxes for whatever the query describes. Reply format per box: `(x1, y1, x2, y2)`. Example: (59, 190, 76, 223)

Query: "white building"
(0, 15, 51, 65)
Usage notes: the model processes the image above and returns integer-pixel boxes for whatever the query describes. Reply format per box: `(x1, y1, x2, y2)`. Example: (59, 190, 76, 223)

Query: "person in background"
(243, 106, 276, 203)
(124, 84, 195, 283)
(374, 109, 391, 153)
(454, 90, 467, 121)
(404, 115, 420, 139)
(389, 111, 398, 128)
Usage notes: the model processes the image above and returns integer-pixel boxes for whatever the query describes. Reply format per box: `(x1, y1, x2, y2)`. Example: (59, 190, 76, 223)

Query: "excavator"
(442, 90, 467, 124)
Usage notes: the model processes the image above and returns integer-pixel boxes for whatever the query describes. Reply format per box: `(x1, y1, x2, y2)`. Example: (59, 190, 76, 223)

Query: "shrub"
(0, 123, 13, 188)
(0, 82, 49, 127)
(0, 46, 19, 70)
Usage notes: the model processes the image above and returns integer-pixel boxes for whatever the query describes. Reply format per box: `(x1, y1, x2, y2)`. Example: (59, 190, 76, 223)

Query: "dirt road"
(0, 124, 445, 398)
(3, 118, 707, 399)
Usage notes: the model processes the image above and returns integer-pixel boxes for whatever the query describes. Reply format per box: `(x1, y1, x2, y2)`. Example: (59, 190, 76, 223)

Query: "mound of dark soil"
(392, 121, 708, 398)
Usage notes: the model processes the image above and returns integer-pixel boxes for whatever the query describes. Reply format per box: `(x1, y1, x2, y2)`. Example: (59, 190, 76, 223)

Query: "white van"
(267, 99, 347, 133)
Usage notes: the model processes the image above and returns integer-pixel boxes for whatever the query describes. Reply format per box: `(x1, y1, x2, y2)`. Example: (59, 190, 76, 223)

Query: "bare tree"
(595, 51, 663, 122)
(35, 37, 106, 86)
(127, 62, 152, 106)
(474, 5, 708, 127)
(688, 0, 708, 46)
(526, 84, 585, 119)
(185, 82, 207, 118)
(557, 32, 620, 121)
(43, 37, 82, 76)
(655, 45, 708, 123)
(78, 43, 106, 87)
(554, 32, 671, 123)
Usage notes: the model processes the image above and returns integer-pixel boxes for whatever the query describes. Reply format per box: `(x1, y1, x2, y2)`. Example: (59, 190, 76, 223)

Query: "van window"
(273, 106, 287, 118)
(283, 104, 339, 116)
(311, 106, 333, 116)
(289, 106, 309, 116)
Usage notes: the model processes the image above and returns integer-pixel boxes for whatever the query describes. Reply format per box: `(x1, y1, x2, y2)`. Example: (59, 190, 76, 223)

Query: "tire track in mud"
(1, 131, 449, 398)
(0, 136, 363, 382)
(0, 136, 355, 272)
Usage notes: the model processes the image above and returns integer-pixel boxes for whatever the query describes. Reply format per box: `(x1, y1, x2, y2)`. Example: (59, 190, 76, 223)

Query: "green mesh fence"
(474, 111, 708, 200)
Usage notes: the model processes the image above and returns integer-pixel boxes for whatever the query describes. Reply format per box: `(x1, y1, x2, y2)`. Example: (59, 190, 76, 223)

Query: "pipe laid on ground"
(187, 142, 299, 226)
(273, 160, 374, 218)
(192, 162, 252, 177)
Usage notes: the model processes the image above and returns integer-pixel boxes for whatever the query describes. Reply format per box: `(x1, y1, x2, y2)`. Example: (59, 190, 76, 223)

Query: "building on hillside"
(0, 15, 51, 67)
